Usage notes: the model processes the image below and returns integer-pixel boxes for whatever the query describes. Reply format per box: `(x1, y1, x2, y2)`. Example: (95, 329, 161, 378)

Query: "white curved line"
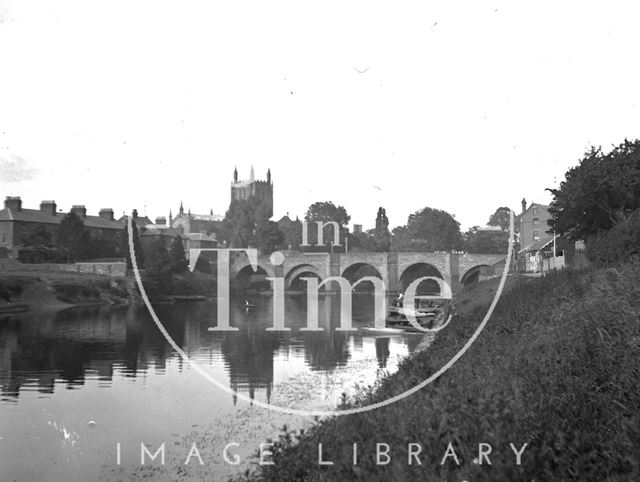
(128, 210, 514, 417)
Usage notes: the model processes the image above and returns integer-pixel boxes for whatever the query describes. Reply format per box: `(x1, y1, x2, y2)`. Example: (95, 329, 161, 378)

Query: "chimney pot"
(71, 205, 87, 219)
(4, 196, 22, 212)
(40, 200, 57, 216)
(99, 208, 114, 220)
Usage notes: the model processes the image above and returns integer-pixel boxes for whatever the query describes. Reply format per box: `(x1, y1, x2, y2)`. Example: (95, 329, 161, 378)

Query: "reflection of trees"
(301, 295, 350, 371)
(302, 331, 350, 371)
(220, 330, 279, 402)
(375, 337, 390, 368)
(0, 305, 152, 398)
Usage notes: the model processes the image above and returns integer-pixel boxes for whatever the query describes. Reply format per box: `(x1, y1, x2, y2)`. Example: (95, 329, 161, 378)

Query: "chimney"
(40, 200, 57, 216)
(521, 198, 527, 214)
(4, 196, 22, 212)
(132, 209, 139, 219)
(99, 208, 114, 220)
(71, 205, 87, 219)
(155, 216, 167, 226)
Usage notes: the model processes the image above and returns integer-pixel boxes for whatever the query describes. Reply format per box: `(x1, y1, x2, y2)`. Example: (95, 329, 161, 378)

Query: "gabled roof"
(277, 215, 293, 225)
(0, 208, 123, 230)
(518, 235, 555, 254)
(118, 214, 153, 227)
(521, 202, 550, 217)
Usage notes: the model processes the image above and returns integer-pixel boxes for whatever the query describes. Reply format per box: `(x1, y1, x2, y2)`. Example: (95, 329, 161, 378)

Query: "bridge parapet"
(226, 250, 506, 294)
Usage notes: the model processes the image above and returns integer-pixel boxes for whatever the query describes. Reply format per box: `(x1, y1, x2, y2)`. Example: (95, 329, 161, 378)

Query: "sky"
(1, 1, 640, 231)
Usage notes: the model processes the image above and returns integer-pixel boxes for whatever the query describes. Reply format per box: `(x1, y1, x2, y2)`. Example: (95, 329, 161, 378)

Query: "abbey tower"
(230, 166, 273, 218)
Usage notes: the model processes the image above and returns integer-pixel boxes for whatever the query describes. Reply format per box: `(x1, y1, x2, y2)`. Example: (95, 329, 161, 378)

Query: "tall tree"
(463, 226, 509, 254)
(373, 207, 391, 252)
(23, 224, 52, 248)
(56, 211, 89, 262)
(280, 218, 303, 251)
(255, 220, 284, 255)
(21, 225, 55, 263)
(488, 207, 511, 231)
(221, 198, 272, 248)
(304, 201, 351, 247)
(348, 230, 376, 252)
(548, 139, 640, 239)
(392, 207, 463, 252)
(168, 236, 188, 274)
(143, 237, 172, 296)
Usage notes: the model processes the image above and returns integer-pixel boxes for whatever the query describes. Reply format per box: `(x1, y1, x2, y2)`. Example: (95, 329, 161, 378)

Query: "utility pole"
(553, 229, 557, 270)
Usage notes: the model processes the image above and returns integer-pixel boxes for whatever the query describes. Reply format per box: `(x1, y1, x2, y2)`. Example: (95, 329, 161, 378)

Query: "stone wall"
(1, 260, 126, 277)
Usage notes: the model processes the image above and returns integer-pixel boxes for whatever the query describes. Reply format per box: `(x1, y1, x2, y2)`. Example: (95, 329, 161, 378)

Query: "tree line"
(218, 198, 511, 255)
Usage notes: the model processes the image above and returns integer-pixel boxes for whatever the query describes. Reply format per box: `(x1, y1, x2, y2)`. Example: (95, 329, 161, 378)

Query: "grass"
(237, 263, 640, 481)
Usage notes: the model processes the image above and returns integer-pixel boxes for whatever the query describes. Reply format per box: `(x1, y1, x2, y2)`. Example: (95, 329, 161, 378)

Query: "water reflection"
(0, 294, 422, 404)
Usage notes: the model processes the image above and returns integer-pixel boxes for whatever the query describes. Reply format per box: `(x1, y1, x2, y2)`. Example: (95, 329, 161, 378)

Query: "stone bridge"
(228, 251, 506, 294)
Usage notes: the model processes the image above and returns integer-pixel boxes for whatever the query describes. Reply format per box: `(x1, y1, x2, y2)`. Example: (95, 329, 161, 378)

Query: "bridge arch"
(460, 264, 493, 288)
(285, 264, 324, 290)
(399, 262, 443, 295)
(341, 262, 384, 292)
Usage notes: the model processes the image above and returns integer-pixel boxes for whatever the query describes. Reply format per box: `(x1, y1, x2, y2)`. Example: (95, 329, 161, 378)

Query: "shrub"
(587, 211, 640, 265)
(247, 264, 640, 481)
(0, 281, 23, 302)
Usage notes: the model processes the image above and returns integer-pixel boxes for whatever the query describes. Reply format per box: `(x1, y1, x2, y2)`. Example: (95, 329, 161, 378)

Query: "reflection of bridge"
(230, 251, 506, 294)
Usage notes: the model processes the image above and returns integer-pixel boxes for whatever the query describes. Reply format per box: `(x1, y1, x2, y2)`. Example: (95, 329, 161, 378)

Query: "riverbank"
(244, 263, 640, 481)
(0, 271, 132, 312)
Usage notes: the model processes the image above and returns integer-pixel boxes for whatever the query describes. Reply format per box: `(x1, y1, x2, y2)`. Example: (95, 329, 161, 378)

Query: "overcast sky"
(1, 1, 640, 230)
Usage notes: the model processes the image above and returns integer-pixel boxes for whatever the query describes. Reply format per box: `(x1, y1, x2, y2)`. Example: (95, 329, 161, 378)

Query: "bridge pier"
(448, 253, 461, 294)
(386, 252, 400, 295)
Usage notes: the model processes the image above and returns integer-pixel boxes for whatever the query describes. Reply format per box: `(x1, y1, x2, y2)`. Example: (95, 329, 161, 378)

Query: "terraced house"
(0, 196, 123, 259)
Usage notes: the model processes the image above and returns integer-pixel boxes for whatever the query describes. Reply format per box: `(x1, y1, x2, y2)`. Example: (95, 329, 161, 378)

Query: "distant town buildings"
(148, 202, 220, 257)
(517, 198, 552, 248)
(170, 201, 223, 236)
(0, 197, 122, 257)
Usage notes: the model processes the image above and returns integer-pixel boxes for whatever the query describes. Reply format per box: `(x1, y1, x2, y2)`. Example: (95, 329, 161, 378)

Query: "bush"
(246, 264, 640, 481)
(0, 281, 23, 302)
(53, 282, 101, 303)
(587, 211, 640, 265)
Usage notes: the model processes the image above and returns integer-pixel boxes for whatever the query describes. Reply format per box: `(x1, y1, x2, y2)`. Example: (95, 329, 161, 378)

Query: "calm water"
(0, 294, 424, 481)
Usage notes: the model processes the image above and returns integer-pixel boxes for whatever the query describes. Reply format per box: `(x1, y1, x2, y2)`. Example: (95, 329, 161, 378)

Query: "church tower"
(230, 167, 273, 218)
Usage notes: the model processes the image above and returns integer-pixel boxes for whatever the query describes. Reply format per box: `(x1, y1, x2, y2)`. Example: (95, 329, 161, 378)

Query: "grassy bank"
(0, 271, 132, 309)
(241, 264, 640, 481)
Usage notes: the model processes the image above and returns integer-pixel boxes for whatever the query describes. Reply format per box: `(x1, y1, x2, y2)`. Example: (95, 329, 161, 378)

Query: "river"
(0, 293, 428, 481)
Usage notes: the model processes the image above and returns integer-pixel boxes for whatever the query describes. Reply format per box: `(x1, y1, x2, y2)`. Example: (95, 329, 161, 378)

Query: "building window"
(532, 207, 537, 215)
(533, 230, 540, 241)
(533, 218, 539, 225)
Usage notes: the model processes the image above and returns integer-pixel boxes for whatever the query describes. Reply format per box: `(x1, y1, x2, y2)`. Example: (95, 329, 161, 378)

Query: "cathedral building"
(230, 166, 273, 218)
(170, 202, 223, 236)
